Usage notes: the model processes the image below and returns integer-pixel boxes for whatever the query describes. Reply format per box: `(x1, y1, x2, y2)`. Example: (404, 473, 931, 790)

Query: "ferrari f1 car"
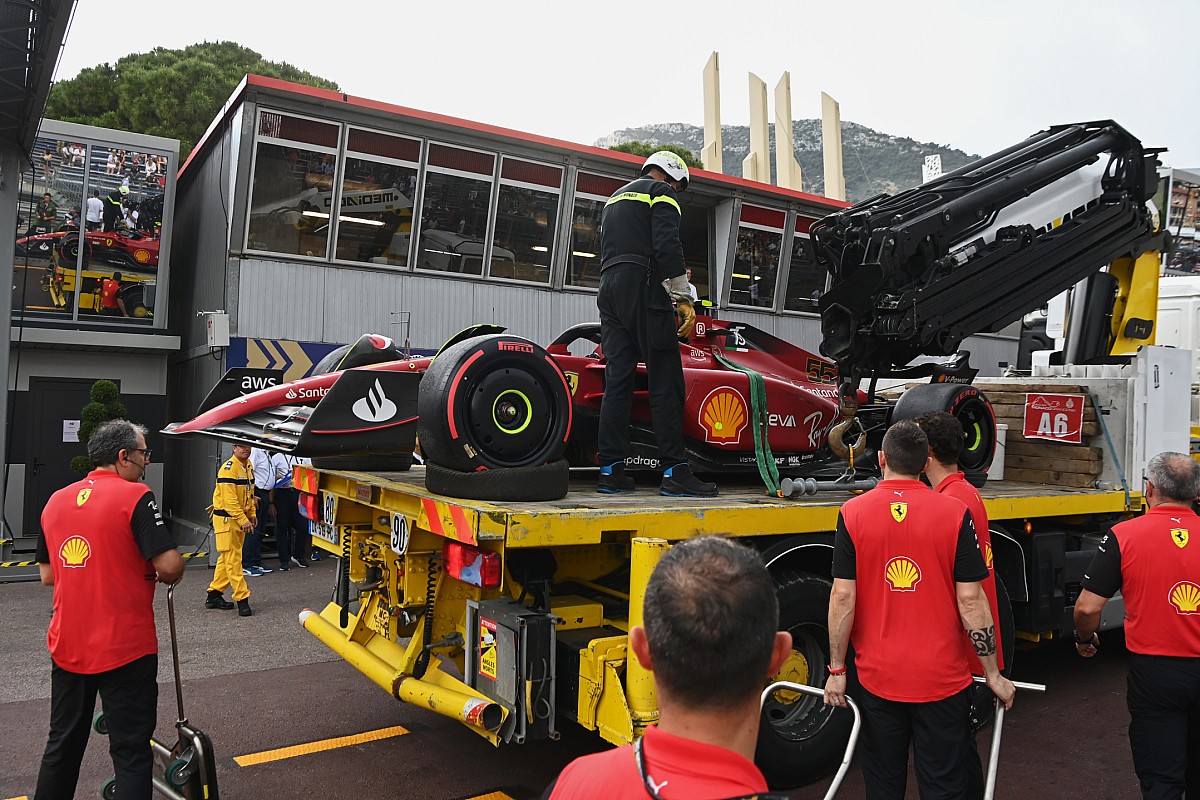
(163, 316, 995, 501)
(166, 120, 1163, 502)
(15, 226, 160, 271)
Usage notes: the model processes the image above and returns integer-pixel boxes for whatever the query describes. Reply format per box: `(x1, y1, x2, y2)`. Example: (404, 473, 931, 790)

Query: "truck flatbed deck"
(309, 467, 1137, 549)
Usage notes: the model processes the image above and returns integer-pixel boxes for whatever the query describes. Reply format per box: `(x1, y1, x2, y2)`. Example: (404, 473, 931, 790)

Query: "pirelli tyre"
(891, 383, 997, 477)
(424, 459, 569, 502)
(57, 232, 91, 266)
(756, 571, 854, 789)
(417, 334, 572, 472)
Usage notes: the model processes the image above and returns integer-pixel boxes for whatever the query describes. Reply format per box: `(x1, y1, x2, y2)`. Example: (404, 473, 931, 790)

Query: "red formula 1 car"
(15, 227, 161, 271)
(165, 316, 996, 498)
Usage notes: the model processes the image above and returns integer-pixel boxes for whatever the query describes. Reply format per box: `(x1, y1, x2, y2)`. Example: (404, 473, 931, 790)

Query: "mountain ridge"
(596, 120, 979, 203)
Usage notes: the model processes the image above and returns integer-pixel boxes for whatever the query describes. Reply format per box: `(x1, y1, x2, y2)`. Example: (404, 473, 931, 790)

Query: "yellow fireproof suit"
(206, 454, 256, 601)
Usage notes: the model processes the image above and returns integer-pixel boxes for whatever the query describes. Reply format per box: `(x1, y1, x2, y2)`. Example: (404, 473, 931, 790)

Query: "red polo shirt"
(38, 469, 175, 673)
(547, 725, 768, 799)
(935, 471, 1004, 671)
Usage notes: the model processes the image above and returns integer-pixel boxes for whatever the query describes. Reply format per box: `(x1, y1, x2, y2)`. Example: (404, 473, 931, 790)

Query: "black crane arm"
(814, 120, 1164, 387)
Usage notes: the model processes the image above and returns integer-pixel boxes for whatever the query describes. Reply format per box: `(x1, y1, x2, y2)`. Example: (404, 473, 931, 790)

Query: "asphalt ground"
(2, 557, 1141, 800)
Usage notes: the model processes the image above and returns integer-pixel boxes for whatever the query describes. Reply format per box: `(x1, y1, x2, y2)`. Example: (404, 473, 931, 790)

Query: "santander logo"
(352, 379, 397, 423)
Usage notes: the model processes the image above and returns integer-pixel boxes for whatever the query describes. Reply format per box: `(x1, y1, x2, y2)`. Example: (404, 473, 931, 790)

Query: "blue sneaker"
(254, 563, 273, 574)
(310, 551, 322, 562)
(242, 566, 263, 577)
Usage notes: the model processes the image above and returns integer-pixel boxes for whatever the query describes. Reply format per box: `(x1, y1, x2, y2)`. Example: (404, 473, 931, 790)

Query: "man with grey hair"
(543, 536, 792, 798)
(34, 420, 184, 800)
(1075, 451, 1200, 799)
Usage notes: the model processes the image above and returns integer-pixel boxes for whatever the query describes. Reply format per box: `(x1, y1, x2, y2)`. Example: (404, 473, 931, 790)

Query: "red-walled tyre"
(57, 233, 91, 266)
(417, 334, 572, 471)
(892, 383, 996, 477)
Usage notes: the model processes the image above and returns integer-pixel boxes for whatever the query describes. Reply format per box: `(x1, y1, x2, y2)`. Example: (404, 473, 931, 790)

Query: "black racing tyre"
(892, 383, 996, 476)
(969, 575, 1016, 732)
(312, 453, 413, 472)
(100, 777, 117, 800)
(57, 233, 91, 265)
(756, 571, 854, 789)
(92, 711, 108, 735)
(424, 459, 569, 502)
(418, 334, 571, 471)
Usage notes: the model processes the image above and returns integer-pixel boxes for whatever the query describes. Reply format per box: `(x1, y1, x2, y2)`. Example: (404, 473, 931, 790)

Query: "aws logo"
(59, 536, 92, 568)
(699, 388, 747, 444)
(1169, 581, 1200, 614)
(884, 556, 921, 592)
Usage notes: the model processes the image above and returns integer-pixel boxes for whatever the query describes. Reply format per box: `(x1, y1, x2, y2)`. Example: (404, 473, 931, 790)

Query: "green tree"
(69, 380, 128, 475)
(45, 41, 340, 156)
(609, 141, 703, 170)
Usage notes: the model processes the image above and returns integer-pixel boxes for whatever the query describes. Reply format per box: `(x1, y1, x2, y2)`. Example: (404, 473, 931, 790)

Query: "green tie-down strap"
(711, 349, 782, 496)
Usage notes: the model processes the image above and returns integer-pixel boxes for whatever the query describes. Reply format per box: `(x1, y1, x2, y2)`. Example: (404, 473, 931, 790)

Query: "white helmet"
(642, 151, 690, 191)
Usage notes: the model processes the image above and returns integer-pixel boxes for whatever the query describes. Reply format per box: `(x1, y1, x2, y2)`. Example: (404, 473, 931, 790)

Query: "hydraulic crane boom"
(814, 120, 1164, 390)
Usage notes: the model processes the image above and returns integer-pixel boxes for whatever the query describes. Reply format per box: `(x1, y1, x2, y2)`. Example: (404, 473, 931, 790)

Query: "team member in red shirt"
(918, 410, 1005, 798)
(99, 272, 126, 317)
(825, 420, 1014, 799)
(544, 536, 793, 799)
(33, 420, 183, 800)
(1075, 452, 1200, 799)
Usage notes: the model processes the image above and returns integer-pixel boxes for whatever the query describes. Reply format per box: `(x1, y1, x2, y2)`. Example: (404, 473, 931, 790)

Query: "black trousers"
(857, 684, 972, 800)
(35, 653, 157, 800)
(274, 487, 307, 562)
(596, 265, 686, 469)
(1127, 652, 1200, 800)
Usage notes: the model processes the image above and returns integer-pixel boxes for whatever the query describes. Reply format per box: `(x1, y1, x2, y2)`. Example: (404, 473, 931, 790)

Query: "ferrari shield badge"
(76, 488, 92, 506)
(1171, 528, 1189, 549)
(890, 502, 907, 523)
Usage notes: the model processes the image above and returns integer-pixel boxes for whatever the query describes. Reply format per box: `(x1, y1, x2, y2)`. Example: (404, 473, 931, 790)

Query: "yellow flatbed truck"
(294, 439, 1159, 787)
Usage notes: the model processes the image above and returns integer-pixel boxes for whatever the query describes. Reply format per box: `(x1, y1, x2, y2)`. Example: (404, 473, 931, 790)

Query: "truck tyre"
(312, 453, 413, 472)
(891, 383, 996, 476)
(424, 459, 569, 502)
(756, 571, 854, 789)
(418, 334, 571, 471)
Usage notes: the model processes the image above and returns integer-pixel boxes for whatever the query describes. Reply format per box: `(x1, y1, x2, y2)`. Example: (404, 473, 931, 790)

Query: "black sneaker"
(290, 556, 309, 569)
(597, 462, 635, 494)
(660, 463, 719, 497)
(205, 590, 234, 610)
(237, 599, 253, 617)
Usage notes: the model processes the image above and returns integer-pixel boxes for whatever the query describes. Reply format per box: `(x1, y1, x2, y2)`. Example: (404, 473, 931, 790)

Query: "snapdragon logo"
(352, 379, 398, 423)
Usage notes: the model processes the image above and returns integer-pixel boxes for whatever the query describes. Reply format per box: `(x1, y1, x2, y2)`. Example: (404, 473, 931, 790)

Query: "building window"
(246, 110, 341, 259)
(333, 128, 421, 267)
(415, 143, 495, 275)
(566, 172, 624, 288)
(782, 217, 825, 312)
(729, 204, 784, 309)
(13, 134, 169, 325)
(490, 158, 562, 284)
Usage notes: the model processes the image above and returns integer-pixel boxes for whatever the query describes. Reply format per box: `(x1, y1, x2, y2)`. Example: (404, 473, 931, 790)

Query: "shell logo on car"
(59, 536, 92, 568)
(1169, 581, 1200, 614)
(885, 556, 921, 591)
(699, 387, 747, 444)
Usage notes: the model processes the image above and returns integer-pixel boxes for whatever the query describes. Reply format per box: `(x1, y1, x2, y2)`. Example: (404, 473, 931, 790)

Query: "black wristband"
(1074, 631, 1097, 645)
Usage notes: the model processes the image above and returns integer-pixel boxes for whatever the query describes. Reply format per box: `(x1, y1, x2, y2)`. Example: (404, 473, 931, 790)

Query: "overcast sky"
(53, 0, 1200, 168)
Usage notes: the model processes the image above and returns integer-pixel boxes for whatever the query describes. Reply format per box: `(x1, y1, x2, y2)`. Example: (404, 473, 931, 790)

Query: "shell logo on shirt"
(1170, 528, 1189, 548)
(59, 536, 92, 568)
(699, 388, 747, 444)
(1169, 581, 1200, 614)
(76, 488, 92, 506)
(885, 556, 921, 591)
(890, 502, 907, 522)
(984, 542, 994, 569)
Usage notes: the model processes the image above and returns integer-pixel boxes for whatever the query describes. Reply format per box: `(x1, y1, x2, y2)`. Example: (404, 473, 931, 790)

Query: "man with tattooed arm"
(824, 420, 1015, 799)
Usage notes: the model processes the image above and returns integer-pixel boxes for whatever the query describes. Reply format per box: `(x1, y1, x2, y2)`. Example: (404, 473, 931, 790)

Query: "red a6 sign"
(1022, 393, 1085, 444)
